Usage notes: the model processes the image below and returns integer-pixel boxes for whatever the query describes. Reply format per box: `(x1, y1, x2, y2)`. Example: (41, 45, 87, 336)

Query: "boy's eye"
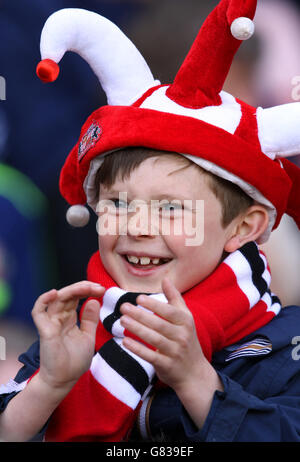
(112, 199, 128, 209)
(160, 202, 183, 215)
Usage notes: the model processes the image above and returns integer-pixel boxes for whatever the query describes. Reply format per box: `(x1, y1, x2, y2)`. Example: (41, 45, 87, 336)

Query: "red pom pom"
(36, 59, 60, 83)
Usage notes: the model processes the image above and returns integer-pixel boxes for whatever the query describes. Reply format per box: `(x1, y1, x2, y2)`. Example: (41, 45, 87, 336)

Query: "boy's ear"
(224, 205, 270, 253)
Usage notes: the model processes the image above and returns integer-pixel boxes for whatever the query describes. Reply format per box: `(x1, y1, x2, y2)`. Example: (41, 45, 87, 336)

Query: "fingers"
(46, 281, 104, 315)
(32, 289, 58, 312)
(133, 296, 182, 324)
(120, 278, 195, 359)
(134, 282, 188, 326)
(161, 277, 186, 308)
(31, 289, 58, 325)
(121, 302, 179, 343)
(121, 311, 176, 355)
(32, 281, 105, 329)
(122, 336, 158, 365)
(80, 299, 101, 339)
(54, 281, 105, 305)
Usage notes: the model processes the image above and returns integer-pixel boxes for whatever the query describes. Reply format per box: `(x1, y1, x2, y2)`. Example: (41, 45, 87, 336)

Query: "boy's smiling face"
(97, 156, 236, 293)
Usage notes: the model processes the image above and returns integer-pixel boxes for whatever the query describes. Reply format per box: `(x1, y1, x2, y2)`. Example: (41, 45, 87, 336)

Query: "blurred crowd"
(0, 0, 300, 384)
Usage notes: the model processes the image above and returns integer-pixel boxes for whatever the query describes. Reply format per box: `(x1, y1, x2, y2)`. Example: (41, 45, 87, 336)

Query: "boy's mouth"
(124, 254, 172, 267)
(120, 254, 172, 271)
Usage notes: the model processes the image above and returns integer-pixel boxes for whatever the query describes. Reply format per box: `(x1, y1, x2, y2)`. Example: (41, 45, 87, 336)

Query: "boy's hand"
(119, 277, 207, 392)
(120, 278, 223, 429)
(32, 281, 105, 391)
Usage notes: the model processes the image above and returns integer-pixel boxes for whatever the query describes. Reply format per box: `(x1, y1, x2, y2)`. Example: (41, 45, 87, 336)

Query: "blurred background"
(0, 0, 300, 383)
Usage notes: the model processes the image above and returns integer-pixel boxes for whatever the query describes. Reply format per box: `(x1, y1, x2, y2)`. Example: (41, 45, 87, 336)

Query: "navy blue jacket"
(147, 305, 300, 442)
(1, 305, 300, 442)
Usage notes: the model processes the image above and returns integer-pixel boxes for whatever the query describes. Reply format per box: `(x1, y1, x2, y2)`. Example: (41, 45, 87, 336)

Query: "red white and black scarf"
(1, 242, 281, 441)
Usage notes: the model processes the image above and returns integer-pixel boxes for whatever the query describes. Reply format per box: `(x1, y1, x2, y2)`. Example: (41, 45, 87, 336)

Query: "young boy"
(1, 0, 300, 442)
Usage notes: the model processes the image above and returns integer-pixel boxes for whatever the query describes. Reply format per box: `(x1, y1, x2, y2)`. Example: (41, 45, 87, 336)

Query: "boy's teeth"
(126, 255, 162, 265)
(127, 255, 139, 264)
(152, 258, 160, 265)
(140, 257, 151, 265)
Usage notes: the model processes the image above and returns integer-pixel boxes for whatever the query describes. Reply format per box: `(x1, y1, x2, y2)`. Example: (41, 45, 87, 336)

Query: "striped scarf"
(44, 241, 281, 441)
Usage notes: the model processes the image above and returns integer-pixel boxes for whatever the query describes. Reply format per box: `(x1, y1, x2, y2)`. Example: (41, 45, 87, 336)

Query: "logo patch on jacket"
(78, 122, 102, 161)
(225, 337, 272, 362)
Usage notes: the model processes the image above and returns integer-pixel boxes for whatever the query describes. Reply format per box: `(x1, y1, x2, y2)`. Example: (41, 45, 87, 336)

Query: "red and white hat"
(36, 0, 300, 243)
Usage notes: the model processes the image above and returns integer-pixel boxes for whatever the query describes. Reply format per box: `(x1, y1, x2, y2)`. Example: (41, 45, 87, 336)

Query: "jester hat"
(36, 0, 300, 243)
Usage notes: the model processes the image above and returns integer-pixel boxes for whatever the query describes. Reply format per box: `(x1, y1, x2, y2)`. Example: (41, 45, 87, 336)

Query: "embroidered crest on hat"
(78, 122, 102, 162)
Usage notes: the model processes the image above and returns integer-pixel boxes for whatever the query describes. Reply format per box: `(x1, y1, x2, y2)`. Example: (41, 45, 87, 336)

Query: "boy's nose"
(126, 203, 159, 238)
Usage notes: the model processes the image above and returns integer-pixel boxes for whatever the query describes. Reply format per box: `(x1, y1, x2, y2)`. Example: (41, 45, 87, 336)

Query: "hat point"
(36, 59, 60, 83)
(230, 17, 255, 40)
(66, 205, 90, 227)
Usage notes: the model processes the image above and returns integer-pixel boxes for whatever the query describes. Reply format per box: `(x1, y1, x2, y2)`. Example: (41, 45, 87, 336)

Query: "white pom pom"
(230, 17, 255, 41)
(66, 205, 90, 227)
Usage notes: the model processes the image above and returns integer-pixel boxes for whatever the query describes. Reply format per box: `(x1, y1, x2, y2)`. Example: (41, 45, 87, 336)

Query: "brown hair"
(94, 147, 254, 227)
